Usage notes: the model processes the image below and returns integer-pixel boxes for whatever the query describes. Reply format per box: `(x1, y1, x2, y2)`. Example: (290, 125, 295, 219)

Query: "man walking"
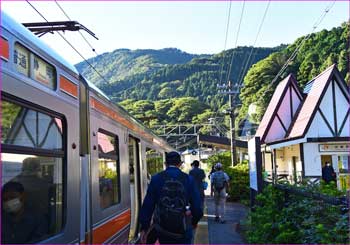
(210, 162, 229, 223)
(189, 160, 206, 208)
(139, 151, 203, 244)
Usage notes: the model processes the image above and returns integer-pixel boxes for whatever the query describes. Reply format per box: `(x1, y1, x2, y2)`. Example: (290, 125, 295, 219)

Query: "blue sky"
(2, 1, 349, 64)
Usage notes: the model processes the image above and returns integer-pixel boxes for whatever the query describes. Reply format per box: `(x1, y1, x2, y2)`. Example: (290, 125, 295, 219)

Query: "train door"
(128, 136, 142, 242)
(89, 108, 130, 244)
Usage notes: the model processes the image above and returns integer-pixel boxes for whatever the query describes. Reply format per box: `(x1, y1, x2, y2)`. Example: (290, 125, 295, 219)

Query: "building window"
(98, 130, 120, 209)
(1, 98, 65, 244)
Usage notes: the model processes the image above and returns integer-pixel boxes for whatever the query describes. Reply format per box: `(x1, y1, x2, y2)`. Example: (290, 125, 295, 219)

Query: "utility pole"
(228, 80, 237, 167)
(218, 81, 241, 166)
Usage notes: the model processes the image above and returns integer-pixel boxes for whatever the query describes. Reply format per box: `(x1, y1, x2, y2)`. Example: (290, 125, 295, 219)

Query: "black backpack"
(153, 171, 188, 239)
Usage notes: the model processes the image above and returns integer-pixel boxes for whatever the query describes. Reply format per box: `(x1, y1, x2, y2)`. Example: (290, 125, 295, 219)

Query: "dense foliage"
(245, 184, 349, 244)
(238, 23, 350, 124)
(205, 151, 250, 202)
(118, 97, 209, 127)
(76, 46, 278, 129)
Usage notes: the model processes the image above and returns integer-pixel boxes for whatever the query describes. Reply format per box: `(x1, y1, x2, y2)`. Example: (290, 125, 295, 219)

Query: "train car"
(1, 11, 173, 244)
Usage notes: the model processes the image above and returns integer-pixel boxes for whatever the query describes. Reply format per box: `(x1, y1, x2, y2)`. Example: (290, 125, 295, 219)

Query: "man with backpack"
(139, 151, 203, 244)
(210, 162, 230, 223)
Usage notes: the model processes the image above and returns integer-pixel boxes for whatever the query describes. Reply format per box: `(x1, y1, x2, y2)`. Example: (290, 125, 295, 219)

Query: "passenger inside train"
(2, 181, 48, 244)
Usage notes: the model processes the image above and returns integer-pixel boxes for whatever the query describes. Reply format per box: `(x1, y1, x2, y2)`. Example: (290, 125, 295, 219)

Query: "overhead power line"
(215, 0, 245, 115)
(266, 0, 336, 92)
(54, 0, 99, 56)
(26, 0, 110, 85)
(225, 0, 246, 83)
(218, 0, 233, 86)
(237, 0, 271, 89)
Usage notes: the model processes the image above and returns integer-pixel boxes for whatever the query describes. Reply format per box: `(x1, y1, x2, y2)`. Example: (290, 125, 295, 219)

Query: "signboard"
(33, 55, 56, 89)
(14, 43, 29, 76)
(248, 138, 258, 191)
(319, 144, 350, 152)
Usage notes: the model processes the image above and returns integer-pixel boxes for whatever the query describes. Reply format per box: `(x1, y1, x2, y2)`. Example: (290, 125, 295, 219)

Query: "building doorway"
(321, 155, 332, 167)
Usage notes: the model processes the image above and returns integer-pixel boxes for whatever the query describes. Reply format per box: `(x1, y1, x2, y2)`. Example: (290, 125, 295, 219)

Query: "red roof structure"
(255, 75, 291, 138)
(288, 64, 336, 138)
(255, 74, 303, 143)
(257, 64, 350, 146)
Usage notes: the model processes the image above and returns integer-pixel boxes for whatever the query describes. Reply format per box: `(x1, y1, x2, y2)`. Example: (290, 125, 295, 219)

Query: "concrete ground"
(194, 196, 248, 244)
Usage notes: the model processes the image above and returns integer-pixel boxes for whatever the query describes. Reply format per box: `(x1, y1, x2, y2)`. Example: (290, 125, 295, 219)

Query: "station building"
(254, 64, 350, 190)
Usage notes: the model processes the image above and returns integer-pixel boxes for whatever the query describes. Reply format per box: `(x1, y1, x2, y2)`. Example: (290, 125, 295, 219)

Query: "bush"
(226, 162, 250, 201)
(245, 184, 350, 244)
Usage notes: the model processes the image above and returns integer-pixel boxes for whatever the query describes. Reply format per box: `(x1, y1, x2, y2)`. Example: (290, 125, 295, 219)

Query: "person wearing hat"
(139, 151, 203, 244)
(210, 162, 230, 223)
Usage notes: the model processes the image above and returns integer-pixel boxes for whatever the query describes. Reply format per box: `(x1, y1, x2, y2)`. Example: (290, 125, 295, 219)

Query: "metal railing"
(274, 182, 349, 207)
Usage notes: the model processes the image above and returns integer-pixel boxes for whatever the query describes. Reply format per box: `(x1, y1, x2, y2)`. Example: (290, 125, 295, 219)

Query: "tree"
(166, 97, 208, 123)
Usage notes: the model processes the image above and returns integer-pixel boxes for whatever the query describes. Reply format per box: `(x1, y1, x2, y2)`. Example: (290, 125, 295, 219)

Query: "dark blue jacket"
(139, 166, 203, 231)
(189, 167, 206, 199)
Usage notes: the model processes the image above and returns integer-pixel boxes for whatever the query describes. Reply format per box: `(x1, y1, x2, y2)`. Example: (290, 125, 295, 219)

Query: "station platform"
(194, 196, 248, 244)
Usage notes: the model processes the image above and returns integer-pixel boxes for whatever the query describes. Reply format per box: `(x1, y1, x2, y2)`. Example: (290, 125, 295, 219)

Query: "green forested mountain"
(76, 48, 204, 86)
(77, 46, 280, 107)
(76, 46, 280, 131)
(238, 23, 349, 126)
(76, 23, 349, 137)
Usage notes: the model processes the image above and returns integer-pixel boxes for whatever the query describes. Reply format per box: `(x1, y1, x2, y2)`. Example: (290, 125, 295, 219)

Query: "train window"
(33, 55, 56, 89)
(14, 42, 56, 89)
(1, 98, 65, 244)
(97, 130, 120, 209)
(14, 43, 30, 77)
(1, 100, 63, 150)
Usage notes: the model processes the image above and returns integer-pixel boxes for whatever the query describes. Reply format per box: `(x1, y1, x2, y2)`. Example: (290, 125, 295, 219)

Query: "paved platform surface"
(194, 196, 248, 244)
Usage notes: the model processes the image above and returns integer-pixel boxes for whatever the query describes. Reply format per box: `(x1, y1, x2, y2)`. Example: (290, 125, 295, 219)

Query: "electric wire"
(215, 0, 245, 123)
(225, 0, 246, 84)
(265, 0, 336, 93)
(54, 0, 99, 56)
(236, 0, 271, 89)
(54, 1, 143, 99)
(26, 0, 110, 85)
(218, 0, 233, 87)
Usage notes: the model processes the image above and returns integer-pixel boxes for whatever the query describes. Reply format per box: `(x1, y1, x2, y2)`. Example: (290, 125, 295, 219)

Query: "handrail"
(263, 181, 349, 207)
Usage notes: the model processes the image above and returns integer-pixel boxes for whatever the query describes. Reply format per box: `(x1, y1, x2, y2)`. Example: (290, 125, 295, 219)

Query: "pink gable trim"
(288, 64, 336, 138)
(255, 75, 291, 139)
(256, 74, 302, 143)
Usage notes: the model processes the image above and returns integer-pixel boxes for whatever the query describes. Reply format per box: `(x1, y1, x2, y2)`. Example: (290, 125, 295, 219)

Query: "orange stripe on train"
(60, 76, 78, 98)
(90, 97, 155, 142)
(90, 97, 137, 131)
(92, 209, 131, 244)
(1, 37, 9, 60)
